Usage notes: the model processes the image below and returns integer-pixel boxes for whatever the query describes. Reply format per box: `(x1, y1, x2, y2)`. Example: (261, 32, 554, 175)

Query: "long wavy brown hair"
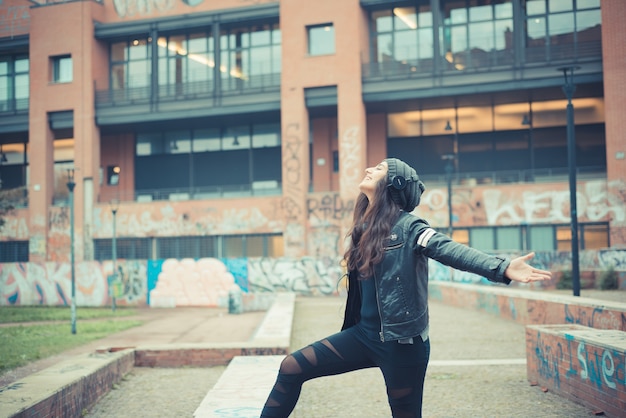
(343, 175, 401, 278)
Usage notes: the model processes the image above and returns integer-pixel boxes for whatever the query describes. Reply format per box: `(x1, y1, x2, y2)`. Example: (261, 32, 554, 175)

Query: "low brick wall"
(429, 282, 626, 331)
(526, 324, 626, 418)
(1, 350, 135, 418)
(134, 344, 289, 368)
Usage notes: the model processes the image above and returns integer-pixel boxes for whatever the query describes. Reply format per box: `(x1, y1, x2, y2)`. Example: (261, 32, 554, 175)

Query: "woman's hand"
(504, 252, 552, 283)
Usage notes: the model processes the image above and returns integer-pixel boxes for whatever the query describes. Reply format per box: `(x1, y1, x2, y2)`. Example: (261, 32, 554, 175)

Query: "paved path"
(84, 296, 597, 417)
(0, 307, 266, 387)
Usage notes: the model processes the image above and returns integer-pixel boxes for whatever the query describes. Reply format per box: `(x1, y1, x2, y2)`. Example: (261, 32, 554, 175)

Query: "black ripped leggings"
(260, 324, 430, 418)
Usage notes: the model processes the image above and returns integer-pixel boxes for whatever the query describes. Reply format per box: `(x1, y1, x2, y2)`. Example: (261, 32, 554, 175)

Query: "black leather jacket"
(342, 211, 511, 342)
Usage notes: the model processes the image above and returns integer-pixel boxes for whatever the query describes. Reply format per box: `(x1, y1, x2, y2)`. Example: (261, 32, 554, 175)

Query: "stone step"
(193, 355, 283, 418)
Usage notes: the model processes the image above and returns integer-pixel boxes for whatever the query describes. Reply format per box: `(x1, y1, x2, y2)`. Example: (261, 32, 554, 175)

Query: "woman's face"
(359, 161, 388, 201)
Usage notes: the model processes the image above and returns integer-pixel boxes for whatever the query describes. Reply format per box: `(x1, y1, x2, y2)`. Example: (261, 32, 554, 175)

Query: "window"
(135, 123, 281, 199)
(52, 55, 72, 83)
(110, 38, 151, 98)
(219, 22, 282, 91)
(308, 24, 335, 56)
(441, 0, 513, 71)
(524, 0, 601, 63)
(0, 241, 28, 262)
(94, 234, 284, 260)
(107, 165, 121, 185)
(158, 31, 215, 98)
(94, 238, 151, 260)
(370, 3, 433, 72)
(0, 55, 29, 112)
(52, 138, 74, 205)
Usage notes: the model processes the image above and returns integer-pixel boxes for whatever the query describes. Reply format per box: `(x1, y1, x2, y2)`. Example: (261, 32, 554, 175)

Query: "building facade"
(0, 0, 624, 304)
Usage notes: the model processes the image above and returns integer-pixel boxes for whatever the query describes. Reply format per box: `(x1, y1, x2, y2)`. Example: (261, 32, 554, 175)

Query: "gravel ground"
(85, 296, 599, 417)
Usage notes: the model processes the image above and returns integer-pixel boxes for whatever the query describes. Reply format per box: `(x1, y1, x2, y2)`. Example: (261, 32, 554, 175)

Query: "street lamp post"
(110, 199, 119, 312)
(66, 168, 77, 334)
(442, 154, 455, 237)
(559, 65, 581, 297)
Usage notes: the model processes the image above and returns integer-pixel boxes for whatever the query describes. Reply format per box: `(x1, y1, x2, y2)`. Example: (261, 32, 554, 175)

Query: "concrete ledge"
(134, 292, 294, 368)
(193, 355, 283, 418)
(526, 324, 626, 417)
(0, 349, 134, 418)
(429, 282, 626, 331)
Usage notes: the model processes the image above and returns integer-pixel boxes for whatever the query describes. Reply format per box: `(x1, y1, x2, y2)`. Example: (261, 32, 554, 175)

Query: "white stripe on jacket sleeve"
(417, 228, 437, 247)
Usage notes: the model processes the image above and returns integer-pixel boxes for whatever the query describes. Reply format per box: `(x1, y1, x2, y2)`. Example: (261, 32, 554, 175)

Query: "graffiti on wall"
(0, 260, 146, 306)
(247, 257, 344, 296)
(149, 258, 237, 307)
(1, 249, 624, 307)
(307, 193, 354, 258)
(532, 330, 626, 393)
(339, 126, 361, 196)
(282, 123, 305, 256)
(479, 180, 623, 226)
(0, 2, 30, 38)
(113, 0, 175, 18)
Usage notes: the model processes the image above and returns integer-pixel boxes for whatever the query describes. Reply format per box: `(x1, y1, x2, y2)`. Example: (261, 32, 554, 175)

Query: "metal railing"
(420, 166, 606, 187)
(95, 73, 281, 108)
(0, 98, 29, 114)
(97, 182, 283, 204)
(362, 40, 602, 81)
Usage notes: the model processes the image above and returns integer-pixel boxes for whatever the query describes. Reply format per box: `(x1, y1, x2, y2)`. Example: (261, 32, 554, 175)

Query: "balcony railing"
(420, 166, 606, 187)
(0, 98, 29, 114)
(95, 73, 281, 108)
(362, 40, 602, 81)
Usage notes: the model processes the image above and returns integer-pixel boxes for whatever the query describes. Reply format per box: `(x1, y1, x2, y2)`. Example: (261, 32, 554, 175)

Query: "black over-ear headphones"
(389, 174, 418, 190)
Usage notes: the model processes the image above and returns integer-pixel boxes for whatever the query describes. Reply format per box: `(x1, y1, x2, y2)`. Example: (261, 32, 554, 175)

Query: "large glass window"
(0, 55, 28, 112)
(158, 31, 214, 98)
(135, 123, 281, 200)
(370, 2, 433, 73)
(458, 223, 609, 253)
(524, 0, 601, 63)
(110, 38, 151, 96)
(94, 234, 283, 260)
(387, 95, 605, 179)
(441, 0, 513, 71)
(219, 22, 281, 92)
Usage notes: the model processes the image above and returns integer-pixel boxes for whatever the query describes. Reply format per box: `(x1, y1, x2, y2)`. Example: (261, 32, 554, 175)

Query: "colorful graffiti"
(0, 260, 145, 307)
(149, 258, 237, 307)
(528, 326, 626, 416)
(1, 249, 624, 307)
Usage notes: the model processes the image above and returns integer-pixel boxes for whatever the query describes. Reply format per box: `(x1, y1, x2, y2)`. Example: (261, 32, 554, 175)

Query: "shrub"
(557, 270, 572, 290)
(596, 267, 618, 290)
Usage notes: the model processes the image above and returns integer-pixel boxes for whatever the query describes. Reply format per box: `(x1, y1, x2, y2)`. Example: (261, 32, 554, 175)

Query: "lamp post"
(110, 199, 119, 312)
(559, 65, 581, 297)
(66, 168, 77, 334)
(442, 154, 455, 237)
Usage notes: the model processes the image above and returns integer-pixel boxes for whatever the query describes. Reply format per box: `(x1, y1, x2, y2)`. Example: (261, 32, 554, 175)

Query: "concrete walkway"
(1, 289, 624, 417)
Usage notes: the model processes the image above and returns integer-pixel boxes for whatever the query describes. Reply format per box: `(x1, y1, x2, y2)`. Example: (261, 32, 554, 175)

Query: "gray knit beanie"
(385, 158, 426, 212)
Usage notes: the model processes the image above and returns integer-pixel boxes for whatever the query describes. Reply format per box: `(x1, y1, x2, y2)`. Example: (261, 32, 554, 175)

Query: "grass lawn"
(0, 306, 142, 375)
(0, 306, 137, 323)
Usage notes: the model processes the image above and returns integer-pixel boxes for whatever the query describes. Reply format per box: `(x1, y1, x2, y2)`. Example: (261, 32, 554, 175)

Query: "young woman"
(261, 158, 552, 418)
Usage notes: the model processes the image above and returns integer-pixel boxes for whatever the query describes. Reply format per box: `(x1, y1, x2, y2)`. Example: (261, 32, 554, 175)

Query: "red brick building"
(0, 0, 623, 266)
